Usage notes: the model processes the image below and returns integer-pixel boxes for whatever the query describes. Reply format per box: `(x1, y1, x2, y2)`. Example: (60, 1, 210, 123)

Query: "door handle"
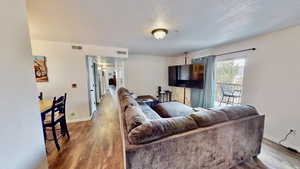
(90, 90, 94, 91)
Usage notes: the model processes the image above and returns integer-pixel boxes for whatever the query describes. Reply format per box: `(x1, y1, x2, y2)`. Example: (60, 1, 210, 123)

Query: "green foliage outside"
(215, 59, 245, 84)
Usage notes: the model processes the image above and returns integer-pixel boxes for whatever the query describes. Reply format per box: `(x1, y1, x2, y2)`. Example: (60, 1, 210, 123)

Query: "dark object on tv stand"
(136, 95, 159, 107)
(163, 90, 172, 102)
(158, 86, 162, 98)
(157, 87, 172, 102)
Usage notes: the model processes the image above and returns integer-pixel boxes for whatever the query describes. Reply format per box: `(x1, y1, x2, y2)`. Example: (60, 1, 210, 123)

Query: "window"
(215, 58, 246, 106)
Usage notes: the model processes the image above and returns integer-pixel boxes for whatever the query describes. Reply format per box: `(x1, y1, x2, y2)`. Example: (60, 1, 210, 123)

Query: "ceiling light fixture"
(151, 28, 168, 40)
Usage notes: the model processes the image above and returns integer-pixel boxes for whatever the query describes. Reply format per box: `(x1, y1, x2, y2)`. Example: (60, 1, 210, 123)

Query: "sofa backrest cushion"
(118, 87, 130, 97)
(210, 105, 259, 120)
(189, 109, 229, 127)
(139, 103, 162, 120)
(153, 102, 194, 118)
(128, 116, 198, 144)
(120, 95, 139, 112)
(125, 105, 148, 132)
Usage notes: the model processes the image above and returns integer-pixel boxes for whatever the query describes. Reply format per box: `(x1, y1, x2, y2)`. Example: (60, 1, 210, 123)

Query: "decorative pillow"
(128, 116, 198, 144)
(153, 102, 194, 118)
(210, 105, 258, 120)
(190, 109, 229, 127)
(139, 103, 162, 120)
(125, 105, 148, 132)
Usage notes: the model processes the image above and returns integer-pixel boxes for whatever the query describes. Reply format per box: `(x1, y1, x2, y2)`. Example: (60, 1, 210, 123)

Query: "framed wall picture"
(33, 56, 49, 82)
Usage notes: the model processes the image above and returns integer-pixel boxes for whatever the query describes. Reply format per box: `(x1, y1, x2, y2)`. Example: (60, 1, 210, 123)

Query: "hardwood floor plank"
(232, 139, 300, 169)
(46, 91, 124, 169)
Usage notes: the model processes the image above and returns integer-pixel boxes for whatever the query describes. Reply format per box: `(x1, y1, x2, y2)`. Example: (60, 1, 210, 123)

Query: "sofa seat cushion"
(128, 116, 198, 144)
(210, 105, 258, 120)
(120, 95, 139, 112)
(190, 109, 229, 127)
(139, 103, 162, 120)
(125, 105, 148, 132)
(153, 102, 194, 118)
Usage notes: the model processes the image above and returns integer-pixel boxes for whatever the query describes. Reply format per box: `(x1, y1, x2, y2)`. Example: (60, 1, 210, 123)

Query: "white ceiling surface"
(27, 0, 300, 56)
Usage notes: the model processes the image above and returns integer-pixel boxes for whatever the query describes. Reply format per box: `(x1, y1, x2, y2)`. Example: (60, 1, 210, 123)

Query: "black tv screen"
(168, 64, 205, 89)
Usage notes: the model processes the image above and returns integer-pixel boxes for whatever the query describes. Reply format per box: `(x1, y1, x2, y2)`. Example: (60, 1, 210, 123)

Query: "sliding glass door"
(215, 58, 246, 106)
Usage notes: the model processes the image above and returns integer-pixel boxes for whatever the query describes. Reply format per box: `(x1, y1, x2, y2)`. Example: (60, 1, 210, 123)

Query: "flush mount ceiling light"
(151, 28, 168, 40)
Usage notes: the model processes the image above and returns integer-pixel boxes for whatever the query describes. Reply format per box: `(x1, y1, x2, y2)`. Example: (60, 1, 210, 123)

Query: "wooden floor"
(46, 91, 300, 169)
(232, 138, 300, 169)
(46, 91, 124, 169)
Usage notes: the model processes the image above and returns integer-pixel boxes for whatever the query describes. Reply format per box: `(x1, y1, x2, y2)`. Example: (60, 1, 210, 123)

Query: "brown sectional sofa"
(118, 88, 265, 169)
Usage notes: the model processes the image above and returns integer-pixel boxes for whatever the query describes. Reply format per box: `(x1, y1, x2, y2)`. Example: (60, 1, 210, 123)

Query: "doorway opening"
(86, 56, 125, 116)
(215, 57, 246, 106)
(86, 56, 100, 117)
(97, 56, 125, 94)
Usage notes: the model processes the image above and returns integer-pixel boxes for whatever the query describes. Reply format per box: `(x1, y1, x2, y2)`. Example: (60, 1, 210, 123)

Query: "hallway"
(46, 91, 124, 169)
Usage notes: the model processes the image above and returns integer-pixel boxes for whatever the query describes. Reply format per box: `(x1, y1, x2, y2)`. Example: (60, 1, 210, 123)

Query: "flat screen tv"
(168, 64, 205, 89)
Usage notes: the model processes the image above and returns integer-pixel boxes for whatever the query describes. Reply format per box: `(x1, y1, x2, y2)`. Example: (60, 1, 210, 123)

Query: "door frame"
(86, 55, 98, 117)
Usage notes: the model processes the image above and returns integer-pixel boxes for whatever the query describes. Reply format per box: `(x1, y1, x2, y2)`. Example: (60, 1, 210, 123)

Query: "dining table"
(39, 99, 53, 113)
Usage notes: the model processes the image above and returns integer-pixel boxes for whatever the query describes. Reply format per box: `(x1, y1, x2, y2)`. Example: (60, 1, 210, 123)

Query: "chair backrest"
(50, 95, 67, 123)
(41, 93, 67, 124)
(221, 84, 233, 95)
(55, 93, 67, 115)
(51, 97, 58, 123)
(38, 92, 43, 100)
(56, 93, 66, 105)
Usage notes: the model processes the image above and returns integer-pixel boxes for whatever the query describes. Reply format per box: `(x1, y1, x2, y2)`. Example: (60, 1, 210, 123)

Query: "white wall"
(214, 25, 300, 151)
(0, 1, 48, 169)
(31, 40, 127, 122)
(170, 25, 300, 151)
(125, 55, 170, 97)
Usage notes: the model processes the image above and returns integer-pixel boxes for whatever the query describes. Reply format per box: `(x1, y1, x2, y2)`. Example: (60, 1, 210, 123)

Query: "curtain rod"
(214, 48, 256, 57)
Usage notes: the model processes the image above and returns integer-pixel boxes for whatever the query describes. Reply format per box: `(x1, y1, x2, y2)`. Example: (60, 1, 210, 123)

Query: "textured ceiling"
(27, 0, 300, 56)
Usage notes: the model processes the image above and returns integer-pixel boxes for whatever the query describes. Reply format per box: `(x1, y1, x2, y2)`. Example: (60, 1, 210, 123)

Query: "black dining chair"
(41, 93, 70, 151)
(38, 92, 43, 100)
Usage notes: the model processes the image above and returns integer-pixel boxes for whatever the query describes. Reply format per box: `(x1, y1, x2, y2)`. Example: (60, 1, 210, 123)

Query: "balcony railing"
(215, 82, 243, 106)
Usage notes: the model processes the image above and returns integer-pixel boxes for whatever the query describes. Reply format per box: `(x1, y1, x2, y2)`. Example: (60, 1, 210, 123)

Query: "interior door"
(87, 56, 97, 115)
